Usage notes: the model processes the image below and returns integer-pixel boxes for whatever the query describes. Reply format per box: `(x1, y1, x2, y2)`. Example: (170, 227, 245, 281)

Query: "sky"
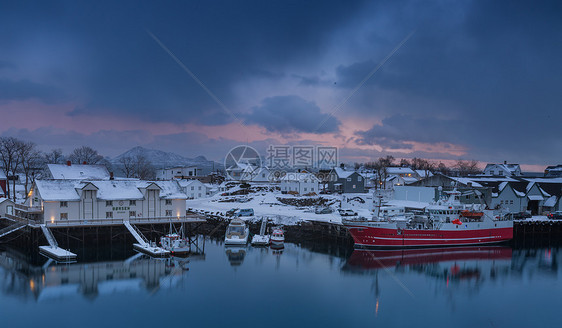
(1, 0, 561, 171)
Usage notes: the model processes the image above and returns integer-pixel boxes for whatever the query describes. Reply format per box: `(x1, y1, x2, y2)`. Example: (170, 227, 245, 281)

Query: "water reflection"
(0, 246, 203, 302)
(225, 246, 246, 266)
(343, 246, 561, 297)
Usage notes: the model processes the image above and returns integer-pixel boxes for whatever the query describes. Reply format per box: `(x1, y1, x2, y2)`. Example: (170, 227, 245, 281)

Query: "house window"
(352, 184, 356, 189)
(347, 178, 351, 182)
(129, 211, 136, 217)
(304, 188, 308, 192)
(60, 201, 68, 207)
(60, 213, 68, 220)
(165, 210, 172, 216)
(191, 186, 194, 190)
(106, 201, 113, 207)
(129, 200, 136, 206)
(198, 186, 201, 190)
(198, 193, 201, 197)
(311, 188, 314, 191)
(106, 212, 113, 218)
(358, 176, 362, 181)
(510, 200, 514, 204)
(165, 199, 172, 205)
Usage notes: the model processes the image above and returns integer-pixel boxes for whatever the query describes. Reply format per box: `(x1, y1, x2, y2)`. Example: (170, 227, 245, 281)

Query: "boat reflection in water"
(0, 245, 205, 302)
(225, 246, 247, 266)
(346, 246, 512, 271)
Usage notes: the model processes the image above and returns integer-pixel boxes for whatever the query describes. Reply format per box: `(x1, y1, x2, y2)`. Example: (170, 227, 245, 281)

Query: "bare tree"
(399, 158, 410, 167)
(0, 137, 20, 199)
(134, 154, 155, 180)
(120, 154, 155, 180)
(379, 155, 395, 189)
(119, 156, 135, 178)
(455, 159, 481, 176)
(18, 141, 43, 197)
(437, 162, 450, 175)
(45, 148, 65, 164)
(69, 146, 104, 164)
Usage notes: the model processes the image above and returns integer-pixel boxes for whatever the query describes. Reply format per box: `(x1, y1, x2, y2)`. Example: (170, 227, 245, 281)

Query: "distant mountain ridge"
(110, 146, 221, 174)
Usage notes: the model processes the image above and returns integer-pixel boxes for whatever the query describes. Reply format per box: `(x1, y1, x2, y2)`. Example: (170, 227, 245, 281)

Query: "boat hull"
(344, 222, 513, 248)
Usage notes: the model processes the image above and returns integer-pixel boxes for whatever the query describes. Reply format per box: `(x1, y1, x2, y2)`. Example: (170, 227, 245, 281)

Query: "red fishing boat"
(343, 190, 513, 248)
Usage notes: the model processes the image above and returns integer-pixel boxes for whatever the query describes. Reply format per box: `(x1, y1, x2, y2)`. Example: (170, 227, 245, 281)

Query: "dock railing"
(41, 215, 207, 228)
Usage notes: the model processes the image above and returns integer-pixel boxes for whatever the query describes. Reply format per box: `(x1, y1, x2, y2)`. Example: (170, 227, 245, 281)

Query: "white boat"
(270, 227, 284, 244)
(225, 219, 249, 245)
(251, 234, 270, 246)
(160, 223, 190, 254)
(251, 216, 270, 246)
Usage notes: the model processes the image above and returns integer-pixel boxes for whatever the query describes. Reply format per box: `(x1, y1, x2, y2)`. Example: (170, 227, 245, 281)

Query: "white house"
(178, 179, 209, 199)
(489, 182, 526, 213)
(0, 197, 15, 217)
(483, 163, 522, 177)
(280, 172, 320, 195)
(47, 163, 110, 180)
(156, 166, 199, 180)
(27, 179, 187, 224)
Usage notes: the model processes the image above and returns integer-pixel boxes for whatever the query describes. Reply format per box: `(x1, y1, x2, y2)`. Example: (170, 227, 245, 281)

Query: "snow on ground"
(187, 191, 345, 225)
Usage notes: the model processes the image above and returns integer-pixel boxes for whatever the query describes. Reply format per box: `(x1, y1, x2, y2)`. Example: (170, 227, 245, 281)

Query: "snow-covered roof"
(498, 181, 508, 191)
(485, 163, 520, 174)
(402, 177, 419, 183)
(178, 179, 204, 188)
(151, 181, 187, 199)
(35, 180, 83, 201)
(386, 167, 416, 175)
(333, 167, 356, 179)
(35, 179, 186, 201)
(91, 180, 145, 200)
(415, 170, 433, 178)
(47, 164, 110, 180)
(449, 177, 483, 188)
(544, 196, 557, 207)
(528, 195, 544, 201)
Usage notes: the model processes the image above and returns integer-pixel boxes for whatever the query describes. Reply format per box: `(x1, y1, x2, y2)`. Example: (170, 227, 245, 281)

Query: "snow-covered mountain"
(110, 146, 222, 174)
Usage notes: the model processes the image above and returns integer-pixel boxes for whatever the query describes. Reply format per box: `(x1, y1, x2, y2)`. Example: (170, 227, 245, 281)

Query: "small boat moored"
(225, 218, 250, 245)
(270, 227, 285, 245)
(160, 223, 190, 254)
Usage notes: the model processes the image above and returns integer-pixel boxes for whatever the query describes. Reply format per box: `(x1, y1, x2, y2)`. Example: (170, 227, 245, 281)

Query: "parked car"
(226, 208, 239, 216)
(315, 207, 333, 214)
(235, 208, 254, 217)
(512, 212, 532, 220)
(547, 211, 562, 220)
(338, 209, 357, 216)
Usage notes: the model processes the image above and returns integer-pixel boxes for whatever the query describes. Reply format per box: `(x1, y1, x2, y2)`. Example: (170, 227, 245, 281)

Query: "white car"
(338, 209, 357, 216)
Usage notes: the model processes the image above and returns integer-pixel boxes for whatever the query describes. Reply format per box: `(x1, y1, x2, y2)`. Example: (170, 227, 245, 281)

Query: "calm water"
(1, 239, 560, 328)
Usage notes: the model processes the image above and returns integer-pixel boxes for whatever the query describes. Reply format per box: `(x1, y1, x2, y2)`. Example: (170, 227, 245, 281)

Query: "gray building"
(326, 168, 365, 193)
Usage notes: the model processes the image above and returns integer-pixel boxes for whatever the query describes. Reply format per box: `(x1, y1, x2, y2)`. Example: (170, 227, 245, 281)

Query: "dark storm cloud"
(0, 79, 65, 103)
(0, 0, 366, 124)
(330, 1, 562, 163)
(245, 95, 340, 134)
